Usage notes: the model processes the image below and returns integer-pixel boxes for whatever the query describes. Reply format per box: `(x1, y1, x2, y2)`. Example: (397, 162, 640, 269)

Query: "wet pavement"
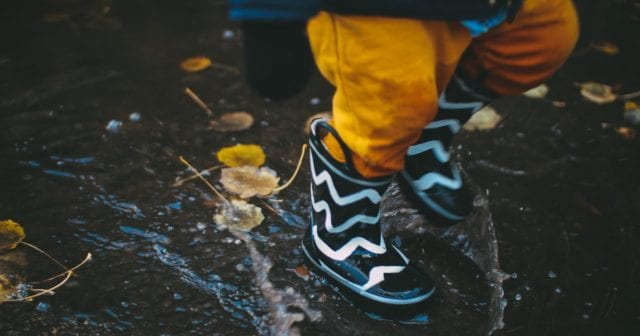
(1, 0, 639, 335)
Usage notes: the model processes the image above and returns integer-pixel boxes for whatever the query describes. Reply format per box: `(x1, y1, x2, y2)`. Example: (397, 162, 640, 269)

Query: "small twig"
(172, 165, 224, 187)
(211, 62, 241, 74)
(184, 87, 214, 117)
(5, 253, 92, 302)
(618, 90, 640, 100)
(179, 156, 229, 204)
(258, 200, 281, 217)
(273, 144, 308, 193)
(20, 241, 67, 271)
(32, 253, 94, 284)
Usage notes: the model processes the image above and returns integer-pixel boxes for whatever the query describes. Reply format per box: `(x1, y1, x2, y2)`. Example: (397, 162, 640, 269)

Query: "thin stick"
(20, 241, 68, 271)
(172, 165, 224, 187)
(258, 200, 281, 216)
(212, 62, 241, 74)
(619, 90, 640, 100)
(5, 253, 92, 302)
(179, 156, 229, 203)
(273, 144, 308, 193)
(184, 87, 214, 117)
(32, 253, 93, 283)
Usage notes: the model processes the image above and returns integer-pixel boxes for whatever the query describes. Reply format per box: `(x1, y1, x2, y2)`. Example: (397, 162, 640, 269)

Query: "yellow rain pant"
(307, 0, 579, 178)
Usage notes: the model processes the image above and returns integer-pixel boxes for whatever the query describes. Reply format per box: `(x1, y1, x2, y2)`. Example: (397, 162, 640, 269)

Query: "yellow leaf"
(220, 166, 280, 198)
(217, 144, 265, 167)
(180, 56, 212, 72)
(209, 111, 254, 132)
(523, 84, 549, 99)
(463, 106, 502, 131)
(213, 199, 265, 231)
(0, 220, 25, 253)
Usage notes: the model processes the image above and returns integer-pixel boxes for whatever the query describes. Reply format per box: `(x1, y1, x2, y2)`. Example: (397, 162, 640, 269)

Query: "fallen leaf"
(0, 250, 27, 303)
(624, 101, 640, 126)
(463, 106, 502, 131)
(523, 84, 549, 99)
(294, 265, 310, 281)
(217, 144, 266, 167)
(615, 127, 636, 140)
(209, 111, 254, 132)
(577, 82, 617, 104)
(213, 199, 265, 231)
(591, 41, 620, 55)
(220, 166, 280, 199)
(304, 111, 332, 134)
(180, 56, 212, 72)
(0, 220, 25, 253)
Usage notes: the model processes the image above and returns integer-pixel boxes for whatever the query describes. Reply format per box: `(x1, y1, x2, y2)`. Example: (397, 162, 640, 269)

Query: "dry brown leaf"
(304, 112, 332, 134)
(591, 41, 620, 55)
(0, 220, 25, 253)
(180, 56, 212, 72)
(523, 84, 549, 99)
(209, 112, 254, 132)
(615, 127, 637, 140)
(217, 144, 265, 167)
(0, 250, 27, 303)
(463, 106, 502, 131)
(220, 166, 280, 199)
(578, 82, 618, 104)
(213, 199, 265, 231)
(294, 265, 310, 281)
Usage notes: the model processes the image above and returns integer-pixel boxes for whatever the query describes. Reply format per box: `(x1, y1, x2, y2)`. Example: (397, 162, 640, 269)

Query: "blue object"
(229, 0, 321, 21)
(461, 6, 509, 37)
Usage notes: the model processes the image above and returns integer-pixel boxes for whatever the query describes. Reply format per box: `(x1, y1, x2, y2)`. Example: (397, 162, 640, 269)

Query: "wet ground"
(1, 0, 639, 335)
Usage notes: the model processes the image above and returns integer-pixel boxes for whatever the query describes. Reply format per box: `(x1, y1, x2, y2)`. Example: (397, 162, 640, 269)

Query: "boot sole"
(301, 232, 434, 319)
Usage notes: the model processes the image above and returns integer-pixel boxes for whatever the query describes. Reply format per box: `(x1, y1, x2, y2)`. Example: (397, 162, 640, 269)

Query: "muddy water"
(2, 0, 640, 335)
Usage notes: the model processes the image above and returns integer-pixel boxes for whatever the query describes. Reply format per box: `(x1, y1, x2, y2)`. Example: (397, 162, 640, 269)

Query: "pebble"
(105, 119, 123, 133)
(129, 112, 141, 122)
(36, 302, 50, 312)
(515, 293, 522, 301)
(222, 29, 235, 40)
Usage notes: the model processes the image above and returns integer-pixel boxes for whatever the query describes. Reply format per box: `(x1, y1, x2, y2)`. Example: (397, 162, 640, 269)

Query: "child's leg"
(307, 12, 472, 178)
(460, 0, 579, 95)
(303, 13, 471, 313)
(401, 0, 579, 223)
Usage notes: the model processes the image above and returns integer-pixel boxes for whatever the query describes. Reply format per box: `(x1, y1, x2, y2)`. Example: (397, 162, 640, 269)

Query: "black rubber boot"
(400, 75, 497, 225)
(302, 119, 435, 319)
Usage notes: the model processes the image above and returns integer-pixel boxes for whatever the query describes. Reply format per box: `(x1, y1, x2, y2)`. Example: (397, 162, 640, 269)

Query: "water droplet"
(511, 272, 518, 279)
(585, 301, 593, 307)
(554, 287, 562, 294)
(548, 270, 558, 278)
(121, 301, 129, 308)
(310, 97, 321, 105)
(515, 293, 522, 301)
(105, 119, 123, 133)
(36, 302, 50, 312)
(129, 112, 141, 122)
(222, 29, 235, 40)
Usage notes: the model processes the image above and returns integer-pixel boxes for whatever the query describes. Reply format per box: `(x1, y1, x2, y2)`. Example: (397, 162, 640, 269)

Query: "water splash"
(231, 229, 322, 336)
